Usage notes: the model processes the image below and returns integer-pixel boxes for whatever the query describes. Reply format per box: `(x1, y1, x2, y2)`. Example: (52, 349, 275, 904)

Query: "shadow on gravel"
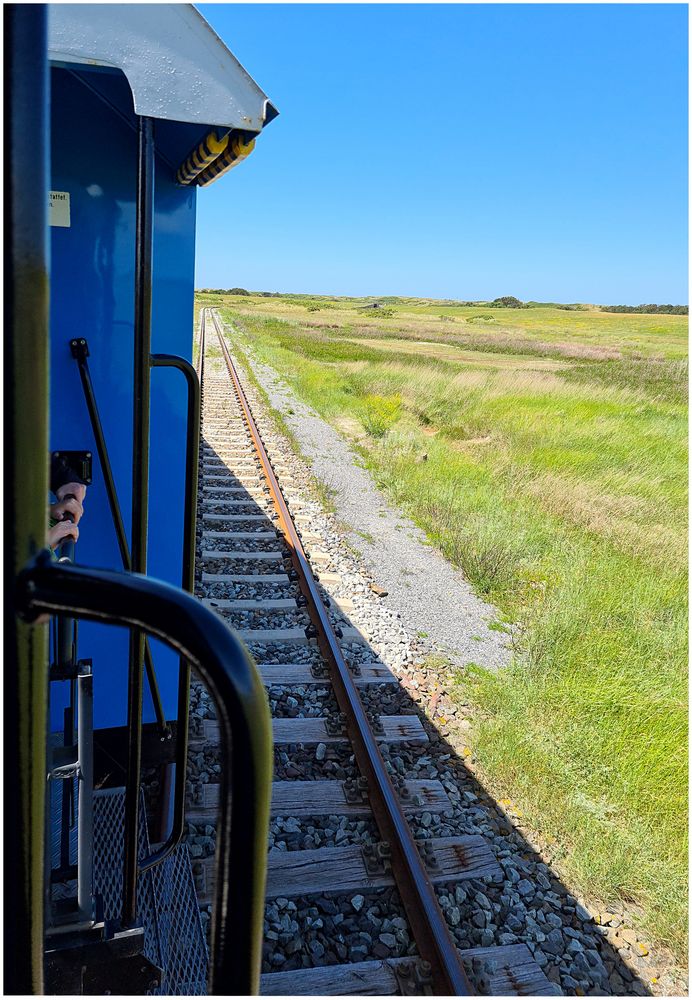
(189, 435, 658, 999)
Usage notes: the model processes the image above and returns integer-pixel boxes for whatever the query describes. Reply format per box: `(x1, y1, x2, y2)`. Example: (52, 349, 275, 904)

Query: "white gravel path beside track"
(240, 348, 511, 669)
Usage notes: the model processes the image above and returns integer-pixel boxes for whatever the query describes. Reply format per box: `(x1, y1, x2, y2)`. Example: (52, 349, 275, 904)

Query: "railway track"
(187, 308, 556, 996)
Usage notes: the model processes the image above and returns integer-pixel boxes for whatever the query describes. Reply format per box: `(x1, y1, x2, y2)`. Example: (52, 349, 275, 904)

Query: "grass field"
(198, 292, 688, 961)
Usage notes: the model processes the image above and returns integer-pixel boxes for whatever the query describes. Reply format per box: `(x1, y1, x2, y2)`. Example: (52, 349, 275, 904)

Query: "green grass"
(202, 294, 688, 962)
(196, 291, 689, 361)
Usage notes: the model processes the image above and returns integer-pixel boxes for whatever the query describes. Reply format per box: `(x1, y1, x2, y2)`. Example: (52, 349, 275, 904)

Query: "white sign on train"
(49, 191, 71, 228)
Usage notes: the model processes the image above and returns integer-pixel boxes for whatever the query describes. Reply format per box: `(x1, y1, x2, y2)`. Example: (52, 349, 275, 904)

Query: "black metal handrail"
(140, 353, 201, 871)
(71, 341, 203, 871)
(16, 551, 272, 996)
(123, 113, 154, 927)
(54, 502, 77, 672)
(69, 336, 168, 736)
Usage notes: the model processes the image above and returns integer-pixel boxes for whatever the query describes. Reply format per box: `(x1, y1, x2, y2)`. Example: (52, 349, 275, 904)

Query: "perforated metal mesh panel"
(48, 730, 78, 871)
(150, 846, 209, 995)
(93, 787, 208, 995)
(93, 788, 162, 970)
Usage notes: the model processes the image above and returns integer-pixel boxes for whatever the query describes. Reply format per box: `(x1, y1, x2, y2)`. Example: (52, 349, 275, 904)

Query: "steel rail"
(209, 309, 472, 996)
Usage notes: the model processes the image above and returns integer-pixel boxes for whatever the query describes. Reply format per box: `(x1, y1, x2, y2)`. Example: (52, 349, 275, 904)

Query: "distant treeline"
(600, 304, 688, 315)
(197, 289, 688, 315)
(198, 288, 282, 297)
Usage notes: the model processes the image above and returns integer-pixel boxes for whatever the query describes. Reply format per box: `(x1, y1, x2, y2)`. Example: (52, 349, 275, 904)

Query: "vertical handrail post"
(5, 5, 50, 992)
(123, 113, 155, 926)
(140, 353, 200, 870)
(54, 502, 77, 670)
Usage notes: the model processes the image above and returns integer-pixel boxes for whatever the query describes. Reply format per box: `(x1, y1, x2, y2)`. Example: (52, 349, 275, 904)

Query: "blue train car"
(6, 5, 276, 994)
(47, 4, 276, 730)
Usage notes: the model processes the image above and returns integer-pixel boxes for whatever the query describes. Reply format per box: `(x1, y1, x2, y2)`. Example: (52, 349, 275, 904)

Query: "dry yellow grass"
(346, 337, 568, 370)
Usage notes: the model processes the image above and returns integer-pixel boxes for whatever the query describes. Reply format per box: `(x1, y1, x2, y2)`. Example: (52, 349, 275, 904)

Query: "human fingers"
(50, 496, 84, 524)
(56, 482, 87, 503)
(48, 520, 79, 549)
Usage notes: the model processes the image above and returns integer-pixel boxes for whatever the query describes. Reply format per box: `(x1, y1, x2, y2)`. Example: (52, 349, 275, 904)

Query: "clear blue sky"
(196, 3, 688, 304)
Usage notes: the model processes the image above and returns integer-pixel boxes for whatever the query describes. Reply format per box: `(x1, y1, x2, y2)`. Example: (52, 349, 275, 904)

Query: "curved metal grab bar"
(141, 353, 201, 871)
(16, 551, 272, 997)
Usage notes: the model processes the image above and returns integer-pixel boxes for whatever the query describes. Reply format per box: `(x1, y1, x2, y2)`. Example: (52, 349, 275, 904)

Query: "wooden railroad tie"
(189, 716, 427, 747)
(193, 835, 502, 905)
(187, 777, 452, 821)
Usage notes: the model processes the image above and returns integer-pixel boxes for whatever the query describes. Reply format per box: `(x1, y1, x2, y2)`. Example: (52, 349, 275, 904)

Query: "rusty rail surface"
(207, 308, 473, 996)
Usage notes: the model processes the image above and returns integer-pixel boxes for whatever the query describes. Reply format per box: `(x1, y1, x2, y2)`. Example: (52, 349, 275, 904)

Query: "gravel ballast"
(234, 347, 510, 669)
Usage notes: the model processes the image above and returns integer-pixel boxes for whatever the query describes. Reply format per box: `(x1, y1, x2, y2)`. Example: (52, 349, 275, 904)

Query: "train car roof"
(48, 3, 277, 134)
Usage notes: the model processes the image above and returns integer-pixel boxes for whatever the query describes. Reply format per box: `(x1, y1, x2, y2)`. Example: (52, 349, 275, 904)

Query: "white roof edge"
(48, 4, 276, 132)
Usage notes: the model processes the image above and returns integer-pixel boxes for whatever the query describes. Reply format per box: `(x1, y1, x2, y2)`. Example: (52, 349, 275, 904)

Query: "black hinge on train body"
(69, 337, 89, 362)
(51, 655, 92, 684)
(51, 450, 93, 488)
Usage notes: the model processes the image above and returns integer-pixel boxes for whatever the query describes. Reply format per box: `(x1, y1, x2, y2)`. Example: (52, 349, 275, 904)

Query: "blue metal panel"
(49, 66, 196, 729)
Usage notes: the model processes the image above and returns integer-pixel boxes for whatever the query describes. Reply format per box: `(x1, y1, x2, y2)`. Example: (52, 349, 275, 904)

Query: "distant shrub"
(227, 287, 250, 296)
(307, 304, 321, 312)
(468, 314, 495, 322)
(491, 296, 529, 309)
(372, 308, 394, 318)
(601, 303, 688, 315)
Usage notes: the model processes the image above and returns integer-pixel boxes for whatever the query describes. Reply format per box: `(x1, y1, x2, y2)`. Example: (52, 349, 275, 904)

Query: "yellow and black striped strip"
(195, 134, 256, 187)
(176, 131, 229, 186)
